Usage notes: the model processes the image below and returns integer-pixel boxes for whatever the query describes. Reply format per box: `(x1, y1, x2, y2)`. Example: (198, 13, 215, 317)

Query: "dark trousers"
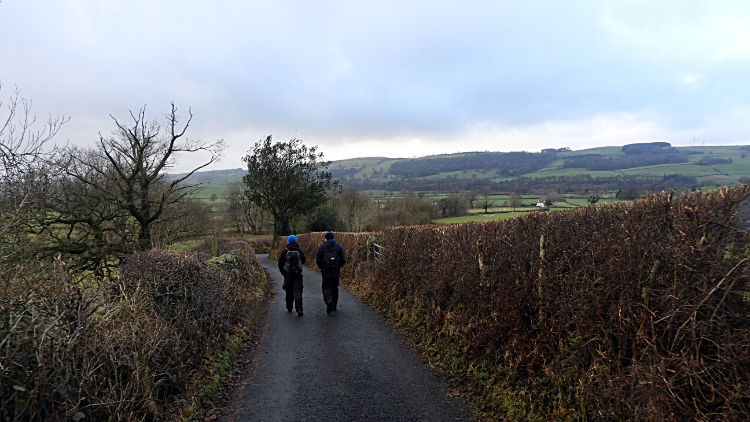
(283, 276, 303, 312)
(322, 276, 340, 306)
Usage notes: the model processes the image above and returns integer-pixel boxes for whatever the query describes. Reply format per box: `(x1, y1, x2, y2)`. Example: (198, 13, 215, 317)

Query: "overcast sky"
(2, 1, 750, 172)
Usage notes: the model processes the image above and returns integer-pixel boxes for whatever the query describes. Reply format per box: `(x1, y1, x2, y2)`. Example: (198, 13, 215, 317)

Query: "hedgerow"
(1, 239, 266, 421)
(279, 187, 750, 420)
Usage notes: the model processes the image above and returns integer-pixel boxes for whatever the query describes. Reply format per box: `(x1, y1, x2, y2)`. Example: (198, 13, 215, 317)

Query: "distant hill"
(167, 168, 245, 185)
(388, 151, 558, 178)
(172, 143, 750, 196)
(329, 144, 750, 188)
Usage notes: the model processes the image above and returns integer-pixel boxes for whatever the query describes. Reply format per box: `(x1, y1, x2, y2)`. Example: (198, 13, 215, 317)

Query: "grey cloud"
(1, 0, 749, 171)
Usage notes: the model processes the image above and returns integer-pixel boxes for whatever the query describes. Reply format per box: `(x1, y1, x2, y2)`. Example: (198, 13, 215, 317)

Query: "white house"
(536, 200, 555, 208)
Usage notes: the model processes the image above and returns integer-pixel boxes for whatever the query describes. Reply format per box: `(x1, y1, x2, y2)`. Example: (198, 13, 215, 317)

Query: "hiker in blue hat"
(278, 234, 306, 316)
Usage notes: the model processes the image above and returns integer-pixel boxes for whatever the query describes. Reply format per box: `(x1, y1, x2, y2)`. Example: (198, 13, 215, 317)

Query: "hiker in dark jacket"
(278, 235, 306, 316)
(315, 232, 346, 313)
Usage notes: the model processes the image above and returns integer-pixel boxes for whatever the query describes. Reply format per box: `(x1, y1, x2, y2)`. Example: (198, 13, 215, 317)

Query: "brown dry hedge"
(277, 187, 750, 421)
(1, 239, 266, 421)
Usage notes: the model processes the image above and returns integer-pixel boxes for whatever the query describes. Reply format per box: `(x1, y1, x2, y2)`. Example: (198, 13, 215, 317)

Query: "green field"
(332, 157, 403, 179)
(563, 197, 630, 206)
(434, 196, 634, 224)
(618, 162, 710, 176)
(420, 169, 498, 180)
(529, 167, 625, 178)
(435, 210, 531, 224)
(561, 146, 626, 156)
(190, 184, 232, 200)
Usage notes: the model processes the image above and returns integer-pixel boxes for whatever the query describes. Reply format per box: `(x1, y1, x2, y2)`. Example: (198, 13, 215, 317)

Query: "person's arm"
(300, 249, 307, 265)
(315, 246, 324, 269)
(338, 246, 346, 267)
(278, 249, 287, 276)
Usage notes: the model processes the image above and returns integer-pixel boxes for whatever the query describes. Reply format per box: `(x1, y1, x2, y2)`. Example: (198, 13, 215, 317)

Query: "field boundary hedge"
(277, 187, 750, 421)
(1, 239, 267, 421)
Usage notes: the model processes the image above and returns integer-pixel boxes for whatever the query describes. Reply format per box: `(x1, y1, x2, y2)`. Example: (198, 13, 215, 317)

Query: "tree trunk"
(138, 223, 151, 251)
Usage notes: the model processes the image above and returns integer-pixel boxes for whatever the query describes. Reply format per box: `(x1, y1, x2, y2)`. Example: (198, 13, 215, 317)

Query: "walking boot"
(324, 289, 333, 313)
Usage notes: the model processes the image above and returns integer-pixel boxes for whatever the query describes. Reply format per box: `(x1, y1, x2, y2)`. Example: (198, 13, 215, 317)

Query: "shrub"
(1, 240, 266, 421)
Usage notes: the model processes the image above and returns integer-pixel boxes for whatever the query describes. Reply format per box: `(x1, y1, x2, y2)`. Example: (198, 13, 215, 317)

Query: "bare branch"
(63, 103, 225, 251)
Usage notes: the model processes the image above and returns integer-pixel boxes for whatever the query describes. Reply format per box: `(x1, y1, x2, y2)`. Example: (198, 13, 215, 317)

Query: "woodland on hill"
(387, 151, 558, 177)
(325, 142, 747, 197)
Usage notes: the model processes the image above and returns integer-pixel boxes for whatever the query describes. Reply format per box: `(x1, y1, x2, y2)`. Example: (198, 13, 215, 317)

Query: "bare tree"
(64, 103, 225, 251)
(545, 191, 563, 204)
(466, 190, 478, 209)
(150, 198, 211, 249)
(373, 192, 436, 229)
(437, 188, 468, 217)
(226, 184, 247, 234)
(226, 183, 266, 235)
(335, 187, 377, 232)
(0, 83, 68, 187)
(480, 188, 492, 214)
(29, 148, 134, 270)
(509, 192, 522, 211)
(0, 82, 68, 260)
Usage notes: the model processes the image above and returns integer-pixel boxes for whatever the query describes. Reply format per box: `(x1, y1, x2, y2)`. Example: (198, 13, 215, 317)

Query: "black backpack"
(323, 245, 338, 269)
(284, 249, 303, 275)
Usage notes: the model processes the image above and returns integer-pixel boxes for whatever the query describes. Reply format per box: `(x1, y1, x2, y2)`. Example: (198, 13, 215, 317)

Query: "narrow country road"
(226, 254, 472, 422)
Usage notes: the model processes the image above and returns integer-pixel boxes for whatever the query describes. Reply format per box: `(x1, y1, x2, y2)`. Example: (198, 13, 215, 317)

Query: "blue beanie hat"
(287, 235, 297, 242)
(324, 232, 334, 240)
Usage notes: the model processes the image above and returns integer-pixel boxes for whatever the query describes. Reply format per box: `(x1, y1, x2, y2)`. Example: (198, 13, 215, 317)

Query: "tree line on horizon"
(340, 172, 701, 198)
(387, 151, 558, 178)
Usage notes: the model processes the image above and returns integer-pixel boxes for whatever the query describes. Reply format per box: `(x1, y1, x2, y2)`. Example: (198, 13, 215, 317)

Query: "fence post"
(211, 237, 219, 257)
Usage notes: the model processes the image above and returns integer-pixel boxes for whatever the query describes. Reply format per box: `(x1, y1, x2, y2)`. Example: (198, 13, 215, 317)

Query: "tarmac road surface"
(227, 254, 472, 422)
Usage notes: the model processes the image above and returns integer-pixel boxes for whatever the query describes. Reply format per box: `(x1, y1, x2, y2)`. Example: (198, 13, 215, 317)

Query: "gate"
(372, 243, 384, 266)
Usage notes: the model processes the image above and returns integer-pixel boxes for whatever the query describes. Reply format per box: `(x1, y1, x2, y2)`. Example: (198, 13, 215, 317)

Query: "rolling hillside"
(171, 143, 750, 199)
(331, 144, 750, 187)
